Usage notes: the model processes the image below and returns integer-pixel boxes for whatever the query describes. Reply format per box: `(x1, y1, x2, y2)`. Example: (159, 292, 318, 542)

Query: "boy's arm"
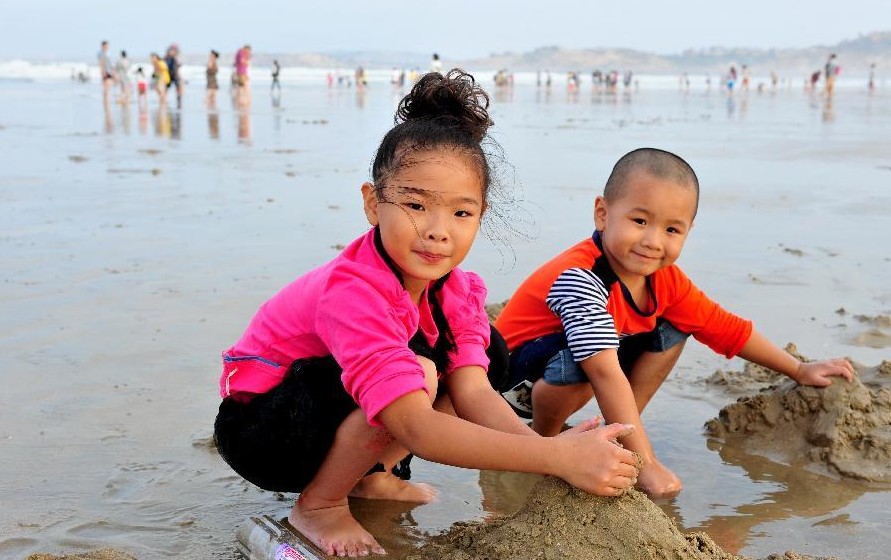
(579, 349, 682, 497)
(737, 330, 854, 386)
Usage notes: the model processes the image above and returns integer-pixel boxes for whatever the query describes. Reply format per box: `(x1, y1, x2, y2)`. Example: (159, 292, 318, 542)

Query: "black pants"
(213, 325, 508, 492)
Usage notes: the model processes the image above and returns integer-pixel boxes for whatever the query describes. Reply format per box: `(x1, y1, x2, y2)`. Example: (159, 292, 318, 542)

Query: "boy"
(494, 148, 854, 497)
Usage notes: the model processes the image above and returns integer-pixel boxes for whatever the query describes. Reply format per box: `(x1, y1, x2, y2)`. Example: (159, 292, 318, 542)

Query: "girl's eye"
(405, 202, 424, 211)
(632, 218, 646, 225)
(667, 227, 681, 234)
(455, 210, 474, 218)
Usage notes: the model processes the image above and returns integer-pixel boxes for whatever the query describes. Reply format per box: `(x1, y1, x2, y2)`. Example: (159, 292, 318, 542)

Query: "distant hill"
(176, 31, 889, 77)
(459, 31, 890, 76)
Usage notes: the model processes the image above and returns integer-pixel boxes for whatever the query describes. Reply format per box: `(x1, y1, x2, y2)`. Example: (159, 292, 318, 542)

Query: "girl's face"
(362, 150, 485, 302)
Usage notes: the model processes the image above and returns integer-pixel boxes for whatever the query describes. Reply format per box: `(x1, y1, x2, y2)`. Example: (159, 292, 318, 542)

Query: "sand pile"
(705, 360, 891, 483)
(407, 476, 737, 560)
(407, 476, 833, 560)
(702, 344, 804, 395)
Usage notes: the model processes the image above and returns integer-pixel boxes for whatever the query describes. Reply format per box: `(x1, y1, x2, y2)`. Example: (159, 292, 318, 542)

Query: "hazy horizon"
(2, 0, 889, 60)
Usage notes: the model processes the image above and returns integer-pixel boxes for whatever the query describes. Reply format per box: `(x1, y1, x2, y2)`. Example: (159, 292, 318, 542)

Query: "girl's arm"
(377, 390, 638, 496)
(737, 330, 854, 386)
(445, 365, 537, 436)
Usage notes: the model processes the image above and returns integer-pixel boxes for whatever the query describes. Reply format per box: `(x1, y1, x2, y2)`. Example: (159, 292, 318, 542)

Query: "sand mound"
(408, 477, 833, 560)
(705, 360, 891, 483)
(702, 344, 804, 395)
(408, 476, 738, 560)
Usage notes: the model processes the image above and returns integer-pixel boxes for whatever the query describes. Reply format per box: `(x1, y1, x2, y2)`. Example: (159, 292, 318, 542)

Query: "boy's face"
(594, 171, 696, 284)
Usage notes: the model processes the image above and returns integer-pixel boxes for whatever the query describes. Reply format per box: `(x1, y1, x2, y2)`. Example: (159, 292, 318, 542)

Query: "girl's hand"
(553, 418, 639, 497)
(794, 358, 855, 387)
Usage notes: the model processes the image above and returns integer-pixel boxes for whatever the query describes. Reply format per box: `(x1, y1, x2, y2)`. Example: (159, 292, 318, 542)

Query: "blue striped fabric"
(545, 267, 620, 362)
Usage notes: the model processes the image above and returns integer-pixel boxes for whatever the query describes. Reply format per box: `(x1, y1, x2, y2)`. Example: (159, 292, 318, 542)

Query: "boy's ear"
(593, 196, 607, 230)
(361, 182, 379, 226)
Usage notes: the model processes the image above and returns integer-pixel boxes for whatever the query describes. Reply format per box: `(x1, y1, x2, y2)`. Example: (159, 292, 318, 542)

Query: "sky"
(2, 0, 889, 60)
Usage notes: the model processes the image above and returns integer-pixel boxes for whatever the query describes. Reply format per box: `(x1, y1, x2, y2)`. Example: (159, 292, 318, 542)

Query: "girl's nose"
(423, 212, 448, 241)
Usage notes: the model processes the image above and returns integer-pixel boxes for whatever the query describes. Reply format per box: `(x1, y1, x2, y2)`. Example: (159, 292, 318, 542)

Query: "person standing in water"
(206, 50, 220, 109)
(97, 40, 115, 106)
(271, 59, 282, 94)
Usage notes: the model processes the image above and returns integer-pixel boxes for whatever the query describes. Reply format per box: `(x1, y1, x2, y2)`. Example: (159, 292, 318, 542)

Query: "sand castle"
(706, 359, 891, 483)
(407, 475, 836, 560)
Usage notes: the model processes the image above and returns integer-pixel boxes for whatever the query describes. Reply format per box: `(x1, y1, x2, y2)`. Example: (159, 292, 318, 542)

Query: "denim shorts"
(508, 320, 689, 388)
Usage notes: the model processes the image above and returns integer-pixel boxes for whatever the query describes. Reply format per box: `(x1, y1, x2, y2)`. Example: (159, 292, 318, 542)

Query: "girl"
(214, 70, 639, 557)
(135, 67, 148, 112)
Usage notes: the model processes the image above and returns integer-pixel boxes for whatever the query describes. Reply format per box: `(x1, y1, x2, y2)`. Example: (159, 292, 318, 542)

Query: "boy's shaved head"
(603, 148, 700, 218)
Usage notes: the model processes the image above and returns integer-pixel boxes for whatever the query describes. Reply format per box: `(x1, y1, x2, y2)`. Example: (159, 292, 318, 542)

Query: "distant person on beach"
(623, 70, 633, 89)
(150, 52, 170, 105)
(114, 50, 131, 103)
(355, 65, 367, 91)
(741, 65, 751, 93)
(430, 52, 443, 74)
(206, 50, 219, 109)
(271, 59, 281, 93)
(97, 41, 115, 104)
(165, 44, 183, 108)
(234, 44, 252, 107)
(868, 63, 876, 93)
(135, 66, 148, 111)
(810, 70, 821, 92)
(725, 65, 737, 94)
(824, 53, 840, 97)
(213, 70, 639, 557)
(493, 147, 855, 498)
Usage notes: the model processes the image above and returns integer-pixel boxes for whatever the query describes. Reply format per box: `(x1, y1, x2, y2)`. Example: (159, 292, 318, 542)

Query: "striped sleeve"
(545, 267, 619, 362)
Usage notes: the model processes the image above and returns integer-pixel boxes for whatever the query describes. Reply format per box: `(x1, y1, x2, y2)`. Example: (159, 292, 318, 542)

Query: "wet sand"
(1, 78, 890, 559)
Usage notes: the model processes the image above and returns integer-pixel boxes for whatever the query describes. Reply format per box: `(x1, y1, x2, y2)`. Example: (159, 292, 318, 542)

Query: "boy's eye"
(404, 202, 424, 211)
(632, 218, 646, 225)
(667, 227, 681, 234)
(455, 210, 474, 218)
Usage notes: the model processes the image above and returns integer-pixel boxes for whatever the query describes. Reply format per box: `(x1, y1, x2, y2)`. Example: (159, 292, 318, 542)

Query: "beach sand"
(1, 77, 890, 559)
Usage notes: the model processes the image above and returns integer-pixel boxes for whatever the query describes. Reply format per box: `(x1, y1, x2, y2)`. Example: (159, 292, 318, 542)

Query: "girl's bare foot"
(349, 471, 438, 503)
(288, 496, 385, 557)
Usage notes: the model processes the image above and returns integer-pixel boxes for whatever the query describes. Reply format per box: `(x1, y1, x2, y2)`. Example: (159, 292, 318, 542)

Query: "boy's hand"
(636, 457, 682, 498)
(554, 418, 639, 497)
(794, 358, 855, 387)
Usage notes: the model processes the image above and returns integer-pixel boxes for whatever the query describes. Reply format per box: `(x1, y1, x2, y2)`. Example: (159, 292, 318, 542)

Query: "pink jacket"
(220, 228, 491, 425)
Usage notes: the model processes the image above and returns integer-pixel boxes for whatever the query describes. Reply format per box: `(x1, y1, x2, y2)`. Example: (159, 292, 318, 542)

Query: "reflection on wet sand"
(207, 111, 219, 140)
(347, 497, 427, 557)
(697, 438, 871, 554)
(237, 110, 251, 144)
(478, 469, 543, 519)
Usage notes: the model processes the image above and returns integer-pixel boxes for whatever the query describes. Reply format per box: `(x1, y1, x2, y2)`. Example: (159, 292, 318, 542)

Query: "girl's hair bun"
(395, 69, 492, 143)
